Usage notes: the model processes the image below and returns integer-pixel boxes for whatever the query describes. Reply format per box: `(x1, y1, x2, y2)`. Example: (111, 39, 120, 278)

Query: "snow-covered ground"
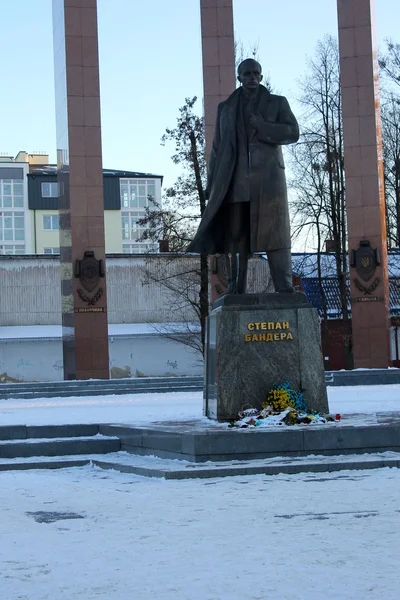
(1, 386, 400, 599)
(1, 464, 399, 600)
(0, 384, 399, 427)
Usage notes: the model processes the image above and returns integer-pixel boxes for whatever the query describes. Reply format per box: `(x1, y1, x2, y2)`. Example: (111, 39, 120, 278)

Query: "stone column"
(337, 0, 391, 368)
(53, 0, 109, 380)
(200, 0, 236, 300)
(200, 0, 236, 159)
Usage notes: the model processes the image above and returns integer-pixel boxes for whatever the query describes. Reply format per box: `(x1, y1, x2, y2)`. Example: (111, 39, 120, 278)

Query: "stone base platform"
(1, 415, 400, 479)
(100, 412, 400, 463)
(204, 292, 328, 421)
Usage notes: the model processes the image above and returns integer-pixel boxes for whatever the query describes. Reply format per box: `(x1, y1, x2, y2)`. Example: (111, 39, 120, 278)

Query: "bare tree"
(289, 35, 351, 368)
(381, 93, 400, 248)
(290, 142, 331, 365)
(379, 41, 400, 248)
(139, 255, 204, 356)
(379, 40, 400, 89)
(138, 97, 209, 356)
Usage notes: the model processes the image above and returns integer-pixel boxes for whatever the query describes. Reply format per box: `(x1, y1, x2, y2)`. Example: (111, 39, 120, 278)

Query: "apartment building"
(0, 151, 163, 254)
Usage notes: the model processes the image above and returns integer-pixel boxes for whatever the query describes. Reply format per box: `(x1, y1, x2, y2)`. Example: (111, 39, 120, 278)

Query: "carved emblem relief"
(350, 240, 381, 296)
(74, 250, 105, 306)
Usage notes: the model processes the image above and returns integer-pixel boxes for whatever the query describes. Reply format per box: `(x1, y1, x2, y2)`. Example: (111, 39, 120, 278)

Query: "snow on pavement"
(1, 464, 399, 600)
(0, 384, 399, 427)
(0, 392, 200, 426)
(0, 386, 400, 599)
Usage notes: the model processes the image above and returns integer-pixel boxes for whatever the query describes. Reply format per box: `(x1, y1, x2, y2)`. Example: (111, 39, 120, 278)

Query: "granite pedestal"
(204, 293, 328, 421)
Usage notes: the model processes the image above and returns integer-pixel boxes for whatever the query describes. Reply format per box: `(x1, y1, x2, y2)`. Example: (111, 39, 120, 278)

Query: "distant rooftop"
(1, 152, 163, 182)
(102, 169, 163, 181)
(28, 165, 163, 182)
(291, 251, 400, 279)
(0, 151, 49, 165)
(289, 251, 400, 318)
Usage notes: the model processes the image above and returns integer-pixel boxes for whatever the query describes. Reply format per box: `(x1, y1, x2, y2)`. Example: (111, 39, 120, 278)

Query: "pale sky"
(1, 0, 400, 188)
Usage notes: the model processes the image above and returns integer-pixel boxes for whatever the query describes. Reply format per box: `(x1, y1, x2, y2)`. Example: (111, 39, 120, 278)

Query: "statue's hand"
(249, 112, 265, 130)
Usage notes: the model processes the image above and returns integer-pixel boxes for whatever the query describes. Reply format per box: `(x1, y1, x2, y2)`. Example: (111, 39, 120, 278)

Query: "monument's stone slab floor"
(99, 413, 400, 462)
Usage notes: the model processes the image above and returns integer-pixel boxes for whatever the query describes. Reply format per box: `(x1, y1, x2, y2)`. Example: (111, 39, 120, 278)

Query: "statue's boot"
(224, 253, 238, 294)
(236, 254, 249, 294)
(267, 248, 294, 293)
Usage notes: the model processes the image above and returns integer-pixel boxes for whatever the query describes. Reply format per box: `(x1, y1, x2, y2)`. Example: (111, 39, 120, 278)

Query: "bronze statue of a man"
(187, 58, 299, 293)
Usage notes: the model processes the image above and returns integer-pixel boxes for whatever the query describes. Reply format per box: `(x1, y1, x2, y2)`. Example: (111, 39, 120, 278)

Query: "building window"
(0, 244, 25, 255)
(0, 178, 24, 208)
(41, 182, 58, 198)
(0, 211, 25, 242)
(43, 247, 60, 255)
(120, 179, 158, 253)
(121, 210, 148, 242)
(43, 214, 59, 230)
(120, 179, 156, 209)
(0, 173, 26, 253)
(122, 243, 158, 254)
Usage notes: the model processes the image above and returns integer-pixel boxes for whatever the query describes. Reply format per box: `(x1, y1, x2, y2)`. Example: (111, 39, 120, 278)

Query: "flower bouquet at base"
(230, 381, 340, 428)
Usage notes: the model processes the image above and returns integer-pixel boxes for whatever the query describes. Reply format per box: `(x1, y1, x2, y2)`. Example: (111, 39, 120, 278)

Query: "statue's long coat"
(187, 85, 299, 254)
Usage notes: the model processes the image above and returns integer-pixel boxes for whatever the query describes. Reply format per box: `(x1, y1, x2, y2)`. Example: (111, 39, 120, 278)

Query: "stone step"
(0, 424, 100, 441)
(0, 458, 91, 472)
(0, 451, 399, 479)
(325, 369, 400, 386)
(325, 372, 335, 385)
(0, 436, 120, 459)
(0, 381, 202, 394)
(0, 376, 202, 392)
(0, 371, 399, 402)
(95, 452, 400, 480)
(0, 383, 203, 400)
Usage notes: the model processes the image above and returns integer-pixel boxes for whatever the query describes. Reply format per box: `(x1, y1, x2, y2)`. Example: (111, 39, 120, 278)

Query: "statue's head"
(237, 58, 263, 91)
